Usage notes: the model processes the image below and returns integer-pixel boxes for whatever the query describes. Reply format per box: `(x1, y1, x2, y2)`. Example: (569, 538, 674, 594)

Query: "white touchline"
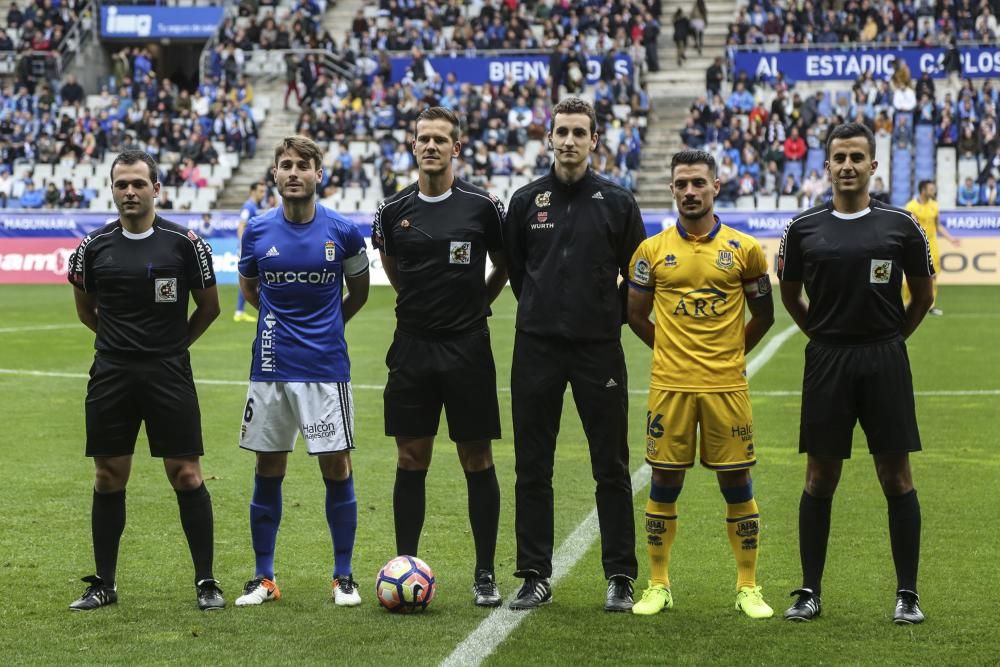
(0, 324, 79, 334)
(438, 325, 801, 667)
(0, 367, 995, 399)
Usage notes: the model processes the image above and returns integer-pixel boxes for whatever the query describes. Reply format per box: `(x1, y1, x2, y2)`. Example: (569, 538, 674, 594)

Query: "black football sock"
(176, 482, 215, 584)
(465, 466, 500, 574)
(887, 489, 921, 593)
(92, 489, 126, 587)
(393, 468, 427, 556)
(799, 490, 833, 596)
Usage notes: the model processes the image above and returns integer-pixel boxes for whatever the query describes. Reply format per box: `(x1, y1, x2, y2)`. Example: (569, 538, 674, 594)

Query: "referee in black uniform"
(504, 97, 645, 611)
(777, 123, 934, 624)
(372, 107, 508, 607)
(67, 150, 223, 611)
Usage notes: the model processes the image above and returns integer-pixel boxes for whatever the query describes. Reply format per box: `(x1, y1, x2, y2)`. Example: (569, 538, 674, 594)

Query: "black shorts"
(383, 328, 501, 442)
(85, 351, 204, 458)
(799, 339, 921, 459)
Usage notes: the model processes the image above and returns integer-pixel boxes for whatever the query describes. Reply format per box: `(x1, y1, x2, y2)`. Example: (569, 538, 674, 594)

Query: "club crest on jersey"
(535, 191, 551, 208)
(155, 277, 177, 303)
(537, 211, 548, 223)
(716, 249, 734, 269)
(325, 240, 336, 262)
(664, 254, 678, 267)
(449, 241, 471, 264)
(870, 259, 892, 283)
(187, 230, 198, 241)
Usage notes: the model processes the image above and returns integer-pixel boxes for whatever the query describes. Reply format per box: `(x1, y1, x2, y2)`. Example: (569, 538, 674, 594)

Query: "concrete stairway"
(216, 78, 298, 209)
(637, 0, 736, 210)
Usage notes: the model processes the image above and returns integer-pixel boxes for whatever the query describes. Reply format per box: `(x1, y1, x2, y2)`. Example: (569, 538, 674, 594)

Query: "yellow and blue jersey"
(628, 218, 769, 392)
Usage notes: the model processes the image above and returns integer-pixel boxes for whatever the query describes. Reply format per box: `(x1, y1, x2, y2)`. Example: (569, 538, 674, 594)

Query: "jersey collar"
(675, 215, 722, 241)
(549, 166, 592, 193)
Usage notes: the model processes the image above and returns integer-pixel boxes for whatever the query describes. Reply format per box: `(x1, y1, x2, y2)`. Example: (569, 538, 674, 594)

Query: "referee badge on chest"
(155, 277, 177, 302)
(325, 240, 336, 262)
(535, 190, 551, 208)
(870, 259, 892, 283)
(450, 241, 471, 264)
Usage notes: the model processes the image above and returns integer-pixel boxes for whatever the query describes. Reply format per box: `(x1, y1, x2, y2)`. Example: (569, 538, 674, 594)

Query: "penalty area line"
(438, 325, 799, 667)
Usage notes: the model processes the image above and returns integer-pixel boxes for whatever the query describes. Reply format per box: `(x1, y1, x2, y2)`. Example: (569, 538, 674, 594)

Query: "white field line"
(438, 325, 800, 667)
(0, 324, 79, 334)
(0, 367, 995, 399)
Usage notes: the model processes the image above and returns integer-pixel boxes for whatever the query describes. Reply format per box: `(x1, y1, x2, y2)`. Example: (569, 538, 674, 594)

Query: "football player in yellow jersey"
(626, 150, 776, 618)
(904, 180, 959, 315)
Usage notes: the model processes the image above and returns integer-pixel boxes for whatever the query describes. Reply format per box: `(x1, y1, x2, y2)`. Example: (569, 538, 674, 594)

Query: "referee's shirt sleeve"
(185, 230, 217, 288)
(238, 220, 258, 278)
(372, 198, 393, 255)
(503, 190, 526, 298)
(902, 214, 935, 278)
(485, 193, 505, 252)
(67, 233, 93, 291)
(776, 218, 802, 282)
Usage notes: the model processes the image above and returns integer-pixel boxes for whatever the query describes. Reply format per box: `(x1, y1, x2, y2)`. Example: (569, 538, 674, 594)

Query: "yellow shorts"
(645, 389, 756, 471)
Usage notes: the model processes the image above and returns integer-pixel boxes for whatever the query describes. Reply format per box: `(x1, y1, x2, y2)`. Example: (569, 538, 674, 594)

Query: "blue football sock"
(249, 474, 283, 580)
(325, 474, 357, 578)
(236, 290, 246, 312)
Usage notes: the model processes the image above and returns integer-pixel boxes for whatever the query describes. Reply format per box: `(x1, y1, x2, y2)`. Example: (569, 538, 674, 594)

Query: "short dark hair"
(110, 150, 158, 183)
(825, 122, 876, 159)
(670, 149, 717, 177)
(918, 179, 935, 193)
(273, 136, 324, 170)
(415, 106, 462, 141)
(551, 96, 597, 135)
(249, 182, 265, 192)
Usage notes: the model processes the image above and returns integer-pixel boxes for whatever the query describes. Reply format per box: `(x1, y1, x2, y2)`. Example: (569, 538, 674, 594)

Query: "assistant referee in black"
(504, 97, 645, 612)
(777, 123, 934, 625)
(67, 150, 223, 611)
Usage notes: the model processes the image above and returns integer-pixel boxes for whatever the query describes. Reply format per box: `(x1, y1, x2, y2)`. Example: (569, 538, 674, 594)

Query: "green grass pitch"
(0, 284, 997, 665)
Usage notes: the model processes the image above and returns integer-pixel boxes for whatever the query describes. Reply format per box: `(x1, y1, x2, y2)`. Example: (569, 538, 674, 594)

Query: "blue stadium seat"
(891, 147, 912, 206)
(782, 160, 804, 186)
(805, 148, 825, 178)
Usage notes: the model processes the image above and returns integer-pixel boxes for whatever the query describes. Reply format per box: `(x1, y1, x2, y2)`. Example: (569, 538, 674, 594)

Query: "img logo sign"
(104, 6, 152, 37)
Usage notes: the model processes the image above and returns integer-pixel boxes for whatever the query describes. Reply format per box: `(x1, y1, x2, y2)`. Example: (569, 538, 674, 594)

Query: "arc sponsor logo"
(672, 288, 728, 318)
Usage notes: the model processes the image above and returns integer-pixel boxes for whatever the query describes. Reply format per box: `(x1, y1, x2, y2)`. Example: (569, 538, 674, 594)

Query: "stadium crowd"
(689, 31, 1000, 206)
(0, 1, 656, 210)
(723, 0, 1000, 47)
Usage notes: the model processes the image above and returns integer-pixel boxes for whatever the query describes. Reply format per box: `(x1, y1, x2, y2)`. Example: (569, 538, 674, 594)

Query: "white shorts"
(240, 381, 355, 455)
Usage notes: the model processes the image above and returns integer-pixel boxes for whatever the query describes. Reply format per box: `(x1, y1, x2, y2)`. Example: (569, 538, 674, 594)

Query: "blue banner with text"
(99, 6, 224, 40)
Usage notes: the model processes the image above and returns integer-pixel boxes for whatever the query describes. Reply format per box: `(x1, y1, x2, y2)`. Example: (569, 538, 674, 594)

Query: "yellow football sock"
(645, 499, 677, 588)
(726, 498, 760, 590)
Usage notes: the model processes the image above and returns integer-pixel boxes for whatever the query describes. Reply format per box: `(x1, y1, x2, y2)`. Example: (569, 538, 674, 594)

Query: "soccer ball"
(376, 555, 436, 613)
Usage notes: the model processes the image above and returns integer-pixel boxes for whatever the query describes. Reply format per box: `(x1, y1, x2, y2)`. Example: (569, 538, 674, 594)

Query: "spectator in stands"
(870, 176, 889, 202)
(783, 126, 806, 163)
(181, 158, 207, 189)
(937, 109, 959, 147)
(799, 169, 827, 207)
(706, 56, 725, 97)
(780, 174, 798, 198)
(690, 0, 707, 55)
(158, 187, 174, 210)
(60, 74, 84, 106)
(958, 121, 980, 158)
(670, 8, 688, 68)
(20, 178, 43, 208)
(958, 176, 980, 206)
(979, 176, 999, 205)
(0, 169, 10, 208)
(727, 81, 754, 114)
(43, 180, 59, 209)
(893, 114, 914, 148)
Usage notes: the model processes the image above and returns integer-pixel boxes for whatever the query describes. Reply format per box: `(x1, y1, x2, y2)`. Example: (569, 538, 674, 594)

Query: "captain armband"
(343, 249, 370, 277)
(742, 274, 772, 298)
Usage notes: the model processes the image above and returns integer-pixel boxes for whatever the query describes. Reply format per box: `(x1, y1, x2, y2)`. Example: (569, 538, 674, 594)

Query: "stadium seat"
(782, 160, 803, 187)
(777, 195, 799, 210)
(805, 148, 825, 178)
(735, 195, 756, 210)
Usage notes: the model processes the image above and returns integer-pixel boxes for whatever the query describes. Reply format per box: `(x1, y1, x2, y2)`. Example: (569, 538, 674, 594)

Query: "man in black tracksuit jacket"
(503, 97, 646, 612)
